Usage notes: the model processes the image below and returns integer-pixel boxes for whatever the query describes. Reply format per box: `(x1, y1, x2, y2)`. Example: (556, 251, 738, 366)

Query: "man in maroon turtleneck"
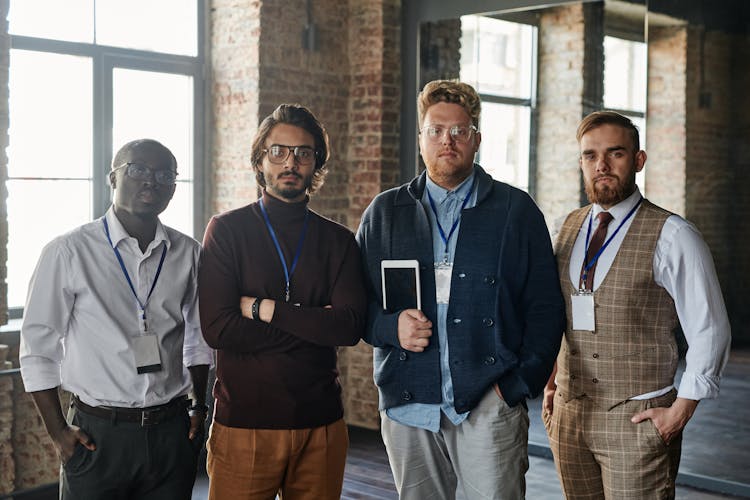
(198, 104, 367, 499)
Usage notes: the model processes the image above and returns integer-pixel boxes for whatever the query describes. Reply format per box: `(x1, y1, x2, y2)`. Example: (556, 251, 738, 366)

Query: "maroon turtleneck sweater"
(199, 192, 367, 429)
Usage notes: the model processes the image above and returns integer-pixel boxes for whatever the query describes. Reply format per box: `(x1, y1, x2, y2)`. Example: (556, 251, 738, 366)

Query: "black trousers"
(60, 403, 202, 500)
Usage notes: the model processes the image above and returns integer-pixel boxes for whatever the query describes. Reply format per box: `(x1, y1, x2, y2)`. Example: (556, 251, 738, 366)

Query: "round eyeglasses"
(113, 162, 177, 186)
(420, 125, 478, 144)
(263, 144, 317, 166)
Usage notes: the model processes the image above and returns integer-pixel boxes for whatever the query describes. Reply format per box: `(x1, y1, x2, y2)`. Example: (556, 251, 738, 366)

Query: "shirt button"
(482, 318, 494, 327)
(592, 378, 598, 384)
(399, 351, 407, 361)
(592, 353, 599, 359)
(453, 318, 462, 324)
(401, 391, 412, 401)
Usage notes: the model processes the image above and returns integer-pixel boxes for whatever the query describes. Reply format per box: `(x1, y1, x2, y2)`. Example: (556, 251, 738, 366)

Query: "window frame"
(7, 1, 207, 317)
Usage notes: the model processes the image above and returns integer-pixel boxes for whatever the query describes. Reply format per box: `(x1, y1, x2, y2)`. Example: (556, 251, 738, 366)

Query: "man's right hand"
(542, 384, 556, 416)
(397, 309, 432, 352)
(53, 425, 95, 463)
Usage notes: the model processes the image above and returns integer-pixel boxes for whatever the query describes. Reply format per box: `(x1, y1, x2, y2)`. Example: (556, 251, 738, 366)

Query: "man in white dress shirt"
(542, 111, 731, 499)
(20, 139, 213, 500)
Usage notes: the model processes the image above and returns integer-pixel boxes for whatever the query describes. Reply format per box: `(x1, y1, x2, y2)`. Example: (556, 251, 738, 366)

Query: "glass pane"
(604, 36, 647, 112)
(631, 115, 646, 195)
(113, 68, 194, 236)
(9, 0, 94, 43)
(8, 50, 93, 179)
(476, 102, 531, 192)
(7, 179, 92, 309)
(460, 16, 534, 99)
(96, 0, 198, 56)
(159, 181, 194, 237)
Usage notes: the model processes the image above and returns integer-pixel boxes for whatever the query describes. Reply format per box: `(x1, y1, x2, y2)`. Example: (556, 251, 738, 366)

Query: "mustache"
(594, 174, 618, 181)
(277, 171, 302, 179)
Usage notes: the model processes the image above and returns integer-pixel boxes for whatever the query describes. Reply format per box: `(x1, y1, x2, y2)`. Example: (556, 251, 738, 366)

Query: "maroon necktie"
(581, 211, 614, 291)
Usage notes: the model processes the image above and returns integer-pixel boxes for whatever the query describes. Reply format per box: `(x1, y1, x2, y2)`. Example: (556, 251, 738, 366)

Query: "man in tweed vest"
(542, 111, 731, 499)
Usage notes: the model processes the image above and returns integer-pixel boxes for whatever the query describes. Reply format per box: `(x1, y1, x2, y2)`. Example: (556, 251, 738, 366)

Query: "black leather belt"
(72, 395, 188, 427)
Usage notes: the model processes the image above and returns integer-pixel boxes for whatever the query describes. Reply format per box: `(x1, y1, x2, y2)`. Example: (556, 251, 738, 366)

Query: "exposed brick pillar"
(419, 19, 461, 89)
(646, 25, 687, 216)
(535, 3, 604, 225)
(210, 0, 261, 215)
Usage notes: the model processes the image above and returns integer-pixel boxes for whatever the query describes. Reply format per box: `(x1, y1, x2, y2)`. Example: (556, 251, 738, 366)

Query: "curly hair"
(417, 80, 481, 129)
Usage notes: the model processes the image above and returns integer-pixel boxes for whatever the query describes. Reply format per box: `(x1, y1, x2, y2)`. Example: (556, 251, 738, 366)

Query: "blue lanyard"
(259, 198, 310, 302)
(102, 217, 167, 331)
(581, 197, 643, 288)
(426, 177, 476, 261)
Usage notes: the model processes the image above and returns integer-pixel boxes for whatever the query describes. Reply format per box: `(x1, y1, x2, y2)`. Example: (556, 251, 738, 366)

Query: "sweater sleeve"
(198, 215, 309, 354)
(270, 235, 366, 347)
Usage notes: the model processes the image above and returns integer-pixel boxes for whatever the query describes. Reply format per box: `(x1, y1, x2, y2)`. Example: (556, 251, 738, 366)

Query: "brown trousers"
(544, 390, 682, 500)
(206, 419, 348, 500)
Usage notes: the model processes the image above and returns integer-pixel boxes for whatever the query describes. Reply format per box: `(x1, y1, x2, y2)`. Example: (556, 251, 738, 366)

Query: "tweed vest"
(555, 199, 679, 410)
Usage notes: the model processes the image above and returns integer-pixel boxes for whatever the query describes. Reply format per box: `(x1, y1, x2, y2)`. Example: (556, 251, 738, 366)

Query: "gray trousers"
(60, 404, 201, 500)
(381, 388, 530, 500)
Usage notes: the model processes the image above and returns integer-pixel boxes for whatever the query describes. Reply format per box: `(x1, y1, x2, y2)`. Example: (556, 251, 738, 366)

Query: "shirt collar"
(592, 187, 642, 222)
(425, 170, 476, 205)
(104, 207, 171, 251)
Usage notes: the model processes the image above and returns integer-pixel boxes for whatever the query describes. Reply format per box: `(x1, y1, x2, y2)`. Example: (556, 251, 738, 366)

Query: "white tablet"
(381, 259, 421, 311)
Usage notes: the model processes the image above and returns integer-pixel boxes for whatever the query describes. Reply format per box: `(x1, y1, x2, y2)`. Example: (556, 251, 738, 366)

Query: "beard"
(266, 171, 313, 200)
(584, 171, 637, 207)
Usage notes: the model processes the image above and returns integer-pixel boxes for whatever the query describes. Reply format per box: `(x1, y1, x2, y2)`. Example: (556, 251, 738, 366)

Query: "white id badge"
(132, 333, 162, 374)
(571, 293, 595, 331)
(435, 262, 453, 304)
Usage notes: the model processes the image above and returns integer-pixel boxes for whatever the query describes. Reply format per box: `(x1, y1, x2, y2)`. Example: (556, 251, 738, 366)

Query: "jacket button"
(592, 353, 599, 359)
(482, 318, 494, 327)
(458, 273, 466, 278)
(570, 349, 578, 355)
(399, 351, 407, 361)
(570, 375, 577, 380)
(592, 378, 598, 383)
(401, 391, 412, 401)
(453, 318, 462, 324)
(483, 276, 496, 285)
(483, 355, 496, 365)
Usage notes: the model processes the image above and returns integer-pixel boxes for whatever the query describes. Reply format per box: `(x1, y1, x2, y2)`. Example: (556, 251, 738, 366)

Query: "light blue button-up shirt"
(386, 171, 478, 432)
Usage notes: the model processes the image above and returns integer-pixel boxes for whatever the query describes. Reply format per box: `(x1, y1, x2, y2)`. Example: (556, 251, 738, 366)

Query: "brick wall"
(209, 0, 401, 428)
(535, 3, 595, 225)
(645, 26, 687, 216)
(419, 19, 461, 89)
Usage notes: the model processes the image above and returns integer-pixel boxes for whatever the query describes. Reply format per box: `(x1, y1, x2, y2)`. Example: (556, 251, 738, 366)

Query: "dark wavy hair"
(250, 104, 330, 195)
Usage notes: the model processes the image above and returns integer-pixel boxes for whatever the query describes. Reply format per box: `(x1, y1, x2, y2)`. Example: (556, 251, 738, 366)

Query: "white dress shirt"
(20, 208, 213, 408)
(565, 188, 731, 401)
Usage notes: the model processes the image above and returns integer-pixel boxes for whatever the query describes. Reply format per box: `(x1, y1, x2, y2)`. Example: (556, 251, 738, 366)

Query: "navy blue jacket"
(356, 166, 565, 413)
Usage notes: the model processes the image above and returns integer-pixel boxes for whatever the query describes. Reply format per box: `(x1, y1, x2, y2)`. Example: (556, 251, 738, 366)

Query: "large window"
(7, 0, 205, 313)
(460, 15, 536, 192)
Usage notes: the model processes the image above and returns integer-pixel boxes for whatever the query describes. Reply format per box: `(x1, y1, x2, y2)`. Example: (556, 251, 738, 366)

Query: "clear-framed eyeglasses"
(112, 162, 177, 185)
(263, 144, 317, 166)
(420, 124, 478, 144)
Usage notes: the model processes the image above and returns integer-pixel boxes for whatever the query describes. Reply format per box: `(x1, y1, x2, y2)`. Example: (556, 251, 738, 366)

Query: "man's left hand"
(630, 397, 699, 444)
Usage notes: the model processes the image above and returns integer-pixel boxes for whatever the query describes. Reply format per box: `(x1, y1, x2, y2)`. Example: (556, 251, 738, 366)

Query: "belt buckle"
(141, 410, 155, 427)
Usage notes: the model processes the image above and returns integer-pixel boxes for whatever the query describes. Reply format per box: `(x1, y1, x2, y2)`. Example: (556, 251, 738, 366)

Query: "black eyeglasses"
(113, 162, 178, 186)
(263, 144, 317, 166)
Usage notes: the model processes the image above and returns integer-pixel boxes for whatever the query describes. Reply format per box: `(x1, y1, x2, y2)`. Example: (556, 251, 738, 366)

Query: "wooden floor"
(342, 426, 398, 499)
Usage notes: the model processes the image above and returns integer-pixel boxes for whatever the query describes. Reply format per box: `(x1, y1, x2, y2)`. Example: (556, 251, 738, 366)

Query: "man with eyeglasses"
(198, 103, 367, 499)
(20, 139, 213, 499)
(356, 79, 565, 499)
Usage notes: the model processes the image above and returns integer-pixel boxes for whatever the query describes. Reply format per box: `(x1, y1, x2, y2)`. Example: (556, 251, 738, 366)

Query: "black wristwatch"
(252, 298, 262, 320)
